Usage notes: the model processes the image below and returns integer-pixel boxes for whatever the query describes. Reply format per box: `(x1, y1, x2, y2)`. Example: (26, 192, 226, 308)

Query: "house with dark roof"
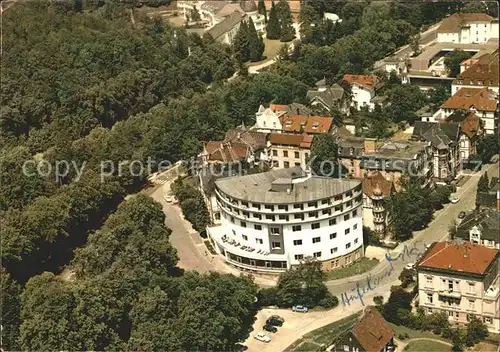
(306, 78, 347, 114)
(359, 140, 433, 191)
(332, 307, 395, 352)
(362, 172, 395, 235)
(411, 121, 460, 181)
(444, 110, 483, 161)
(437, 13, 497, 44)
(477, 176, 500, 210)
(416, 241, 500, 333)
(455, 208, 500, 249)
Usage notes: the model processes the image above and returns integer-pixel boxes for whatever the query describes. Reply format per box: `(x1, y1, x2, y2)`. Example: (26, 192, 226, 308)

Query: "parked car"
(263, 324, 278, 333)
(172, 196, 179, 204)
(254, 332, 271, 343)
(292, 305, 308, 313)
(266, 315, 284, 326)
(450, 196, 460, 204)
(164, 194, 173, 203)
(458, 211, 466, 219)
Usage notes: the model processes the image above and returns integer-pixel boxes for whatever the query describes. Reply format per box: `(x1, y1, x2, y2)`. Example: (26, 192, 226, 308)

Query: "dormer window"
(285, 120, 293, 127)
(312, 122, 320, 130)
(338, 147, 342, 154)
(478, 80, 483, 85)
(300, 121, 307, 127)
(349, 148, 354, 155)
(457, 79, 463, 84)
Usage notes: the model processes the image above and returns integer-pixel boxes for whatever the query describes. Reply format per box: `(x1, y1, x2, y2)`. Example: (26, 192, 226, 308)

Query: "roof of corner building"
(444, 110, 481, 138)
(280, 115, 333, 134)
(363, 140, 428, 159)
(204, 140, 250, 163)
(352, 308, 394, 352)
(223, 129, 268, 150)
(412, 121, 459, 149)
(362, 172, 394, 198)
(207, 11, 246, 40)
(268, 133, 312, 148)
(437, 13, 494, 33)
(215, 166, 361, 203)
(455, 50, 499, 85)
(417, 241, 499, 275)
(440, 87, 498, 111)
(343, 74, 377, 90)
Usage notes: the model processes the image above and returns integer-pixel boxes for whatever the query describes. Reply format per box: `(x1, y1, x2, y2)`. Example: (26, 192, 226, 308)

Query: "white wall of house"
(269, 145, 310, 170)
(437, 22, 497, 44)
(468, 226, 500, 249)
(255, 108, 284, 132)
(351, 84, 375, 111)
(434, 108, 496, 135)
(418, 270, 500, 333)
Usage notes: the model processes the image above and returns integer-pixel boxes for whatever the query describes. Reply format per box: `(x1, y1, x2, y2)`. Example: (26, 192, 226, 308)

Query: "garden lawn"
(389, 323, 450, 343)
(287, 313, 361, 351)
(325, 258, 379, 281)
(404, 339, 452, 352)
(247, 38, 284, 66)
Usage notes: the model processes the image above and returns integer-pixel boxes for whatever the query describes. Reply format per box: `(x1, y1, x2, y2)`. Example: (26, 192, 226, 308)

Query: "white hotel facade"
(207, 167, 364, 272)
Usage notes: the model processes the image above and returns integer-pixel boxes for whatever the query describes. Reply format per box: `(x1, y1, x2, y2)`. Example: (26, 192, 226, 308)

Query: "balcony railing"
(438, 290, 462, 299)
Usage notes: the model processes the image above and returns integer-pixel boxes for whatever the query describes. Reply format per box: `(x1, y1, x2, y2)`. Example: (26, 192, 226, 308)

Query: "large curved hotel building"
(207, 167, 364, 272)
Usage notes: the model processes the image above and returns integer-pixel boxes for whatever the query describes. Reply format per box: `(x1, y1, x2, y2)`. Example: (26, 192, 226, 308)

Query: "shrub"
(318, 294, 339, 309)
(257, 287, 278, 307)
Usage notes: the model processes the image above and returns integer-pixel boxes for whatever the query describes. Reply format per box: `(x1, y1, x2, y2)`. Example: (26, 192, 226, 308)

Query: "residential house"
(206, 11, 246, 44)
(267, 133, 312, 170)
(199, 129, 269, 166)
(453, 50, 499, 94)
(477, 177, 500, 210)
(254, 103, 312, 133)
(432, 87, 498, 135)
(306, 78, 346, 113)
(416, 241, 500, 333)
(444, 110, 483, 161)
(332, 307, 395, 352)
(362, 172, 395, 235)
(336, 134, 365, 179)
(411, 122, 460, 180)
(455, 208, 500, 250)
(360, 140, 433, 191)
(343, 74, 379, 111)
(436, 13, 497, 44)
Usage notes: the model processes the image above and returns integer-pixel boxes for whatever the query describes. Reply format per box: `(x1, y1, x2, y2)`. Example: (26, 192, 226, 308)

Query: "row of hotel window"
(221, 187, 362, 209)
(293, 241, 358, 260)
(228, 209, 359, 225)
(426, 307, 494, 325)
(235, 228, 359, 247)
(425, 277, 477, 293)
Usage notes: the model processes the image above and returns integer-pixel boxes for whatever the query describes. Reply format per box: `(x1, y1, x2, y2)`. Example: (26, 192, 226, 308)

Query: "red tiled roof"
(352, 308, 394, 352)
(343, 74, 377, 90)
(269, 104, 288, 112)
(438, 13, 494, 33)
(444, 111, 481, 138)
(269, 133, 312, 148)
(417, 241, 499, 275)
(362, 172, 394, 198)
(204, 141, 250, 163)
(441, 87, 498, 112)
(280, 114, 333, 134)
(455, 50, 499, 87)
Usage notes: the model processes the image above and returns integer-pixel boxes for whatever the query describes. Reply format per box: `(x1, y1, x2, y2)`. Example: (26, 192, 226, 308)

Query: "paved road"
(325, 162, 498, 299)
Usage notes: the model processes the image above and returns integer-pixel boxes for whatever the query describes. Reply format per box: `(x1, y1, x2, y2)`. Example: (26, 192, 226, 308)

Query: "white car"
(164, 195, 173, 203)
(450, 197, 460, 204)
(254, 332, 271, 343)
(405, 263, 415, 270)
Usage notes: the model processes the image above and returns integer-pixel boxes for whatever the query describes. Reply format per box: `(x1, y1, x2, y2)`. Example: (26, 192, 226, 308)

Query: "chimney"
(364, 138, 377, 153)
(296, 108, 300, 115)
(237, 132, 241, 140)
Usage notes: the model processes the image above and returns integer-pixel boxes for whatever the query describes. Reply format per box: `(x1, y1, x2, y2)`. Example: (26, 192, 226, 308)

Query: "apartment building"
(206, 167, 364, 272)
(267, 133, 312, 170)
(436, 13, 497, 44)
(444, 110, 483, 161)
(343, 74, 379, 111)
(253, 103, 312, 133)
(416, 241, 500, 333)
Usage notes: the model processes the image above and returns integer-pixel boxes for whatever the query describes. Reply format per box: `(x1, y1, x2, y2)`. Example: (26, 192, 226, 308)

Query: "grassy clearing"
(404, 339, 452, 352)
(247, 38, 285, 66)
(389, 323, 450, 343)
(325, 258, 379, 281)
(287, 313, 361, 351)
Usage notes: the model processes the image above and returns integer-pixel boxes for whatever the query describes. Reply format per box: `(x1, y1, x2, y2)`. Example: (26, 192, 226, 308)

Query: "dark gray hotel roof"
(215, 167, 361, 203)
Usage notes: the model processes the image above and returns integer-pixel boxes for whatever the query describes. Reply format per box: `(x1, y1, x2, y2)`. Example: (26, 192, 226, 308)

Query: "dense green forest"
(1, 0, 496, 350)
